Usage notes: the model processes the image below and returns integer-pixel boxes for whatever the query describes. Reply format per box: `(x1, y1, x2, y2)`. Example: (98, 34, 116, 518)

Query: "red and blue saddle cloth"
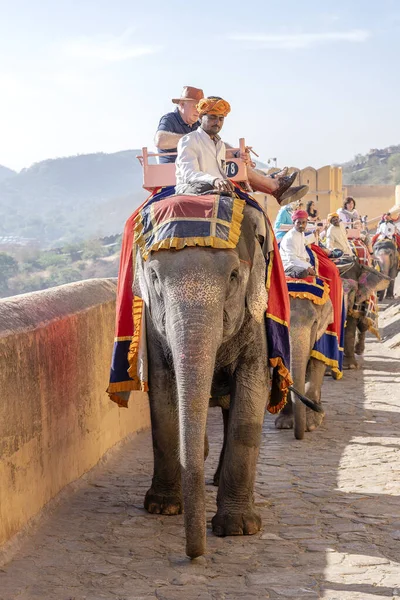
(286, 245, 345, 378)
(349, 239, 379, 339)
(107, 184, 293, 414)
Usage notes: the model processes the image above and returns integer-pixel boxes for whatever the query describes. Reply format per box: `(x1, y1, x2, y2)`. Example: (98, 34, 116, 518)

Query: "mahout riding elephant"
(373, 238, 398, 300)
(339, 260, 390, 368)
(274, 296, 333, 439)
(134, 203, 274, 558)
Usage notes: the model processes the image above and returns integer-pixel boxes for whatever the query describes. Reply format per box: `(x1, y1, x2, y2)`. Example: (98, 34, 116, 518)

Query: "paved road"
(1, 303, 399, 600)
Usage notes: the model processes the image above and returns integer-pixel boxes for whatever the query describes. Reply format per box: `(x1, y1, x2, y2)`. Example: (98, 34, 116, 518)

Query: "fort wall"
(0, 279, 150, 546)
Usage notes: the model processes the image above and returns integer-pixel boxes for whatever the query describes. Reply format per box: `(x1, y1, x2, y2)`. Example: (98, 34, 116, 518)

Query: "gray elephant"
(340, 260, 390, 368)
(134, 203, 276, 558)
(275, 295, 333, 440)
(374, 239, 399, 300)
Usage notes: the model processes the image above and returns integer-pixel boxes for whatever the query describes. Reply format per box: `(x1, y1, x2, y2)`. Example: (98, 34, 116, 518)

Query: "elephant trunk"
(289, 325, 311, 439)
(169, 308, 221, 558)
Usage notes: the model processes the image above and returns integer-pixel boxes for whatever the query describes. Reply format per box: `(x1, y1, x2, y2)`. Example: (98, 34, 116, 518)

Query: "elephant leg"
(305, 357, 326, 432)
(144, 342, 182, 516)
(386, 278, 395, 299)
(212, 343, 267, 537)
(343, 315, 359, 369)
(355, 322, 368, 355)
(213, 408, 229, 486)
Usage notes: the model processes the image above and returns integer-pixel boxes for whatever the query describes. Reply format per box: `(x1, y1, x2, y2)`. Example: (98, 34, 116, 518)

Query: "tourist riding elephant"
(339, 260, 390, 368)
(374, 238, 398, 300)
(134, 203, 274, 558)
(275, 295, 333, 440)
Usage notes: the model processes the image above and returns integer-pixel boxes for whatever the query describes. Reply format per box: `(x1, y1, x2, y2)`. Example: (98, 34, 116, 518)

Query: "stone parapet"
(0, 279, 150, 546)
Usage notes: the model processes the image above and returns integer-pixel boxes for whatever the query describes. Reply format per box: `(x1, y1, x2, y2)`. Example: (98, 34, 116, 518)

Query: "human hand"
(238, 147, 253, 166)
(307, 267, 316, 276)
(214, 178, 235, 193)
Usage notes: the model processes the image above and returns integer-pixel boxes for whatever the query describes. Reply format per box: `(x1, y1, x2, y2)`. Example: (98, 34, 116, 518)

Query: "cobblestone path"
(1, 303, 399, 600)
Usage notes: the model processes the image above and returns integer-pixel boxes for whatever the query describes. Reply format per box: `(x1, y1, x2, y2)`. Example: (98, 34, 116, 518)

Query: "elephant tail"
(288, 386, 324, 414)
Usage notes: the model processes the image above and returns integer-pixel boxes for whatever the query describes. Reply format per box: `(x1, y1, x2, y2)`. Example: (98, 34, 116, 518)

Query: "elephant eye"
(150, 270, 162, 297)
(230, 269, 239, 282)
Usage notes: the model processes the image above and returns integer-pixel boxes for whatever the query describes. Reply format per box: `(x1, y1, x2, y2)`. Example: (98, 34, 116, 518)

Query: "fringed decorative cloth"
(107, 184, 292, 413)
(134, 193, 245, 259)
(349, 239, 380, 339)
(286, 276, 330, 306)
(286, 245, 345, 378)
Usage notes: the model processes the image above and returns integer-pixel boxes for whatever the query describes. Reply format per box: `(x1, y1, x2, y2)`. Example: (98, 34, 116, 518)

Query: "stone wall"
(343, 184, 397, 220)
(0, 279, 150, 546)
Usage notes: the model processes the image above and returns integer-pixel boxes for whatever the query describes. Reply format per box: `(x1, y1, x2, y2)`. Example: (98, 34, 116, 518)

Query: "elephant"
(134, 203, 273, 558)
(274, 295, 333, 440)
(373, 238, 399, 300)
(339, 259, 390, 368)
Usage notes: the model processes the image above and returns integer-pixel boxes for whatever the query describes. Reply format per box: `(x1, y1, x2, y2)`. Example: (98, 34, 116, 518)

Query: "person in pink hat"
(279, 209, 316, 278)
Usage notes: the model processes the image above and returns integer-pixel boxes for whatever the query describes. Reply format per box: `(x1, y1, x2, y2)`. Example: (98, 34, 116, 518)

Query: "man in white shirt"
(279, 210, 316, 278)
(176, 97, 235, 195)
(175, 96, 308, 203)
(326, 213, 353, 255)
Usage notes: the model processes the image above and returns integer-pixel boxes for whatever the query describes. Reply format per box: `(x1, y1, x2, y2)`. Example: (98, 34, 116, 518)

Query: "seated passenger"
(154, 86, 204, 164)
(337, 196, 360, 224)
(306, 200, 320, 223)
(175, 95, 307, 204)
(279, 210, 316, 278)
(326, 213, 353, 255)
(274, 204, 294, 242)
(372, 213, 400, 250)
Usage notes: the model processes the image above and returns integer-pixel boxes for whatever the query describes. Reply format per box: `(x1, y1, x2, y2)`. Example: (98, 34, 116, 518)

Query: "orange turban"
(197, 97, 231, 118)
(327, 212, 339, 223)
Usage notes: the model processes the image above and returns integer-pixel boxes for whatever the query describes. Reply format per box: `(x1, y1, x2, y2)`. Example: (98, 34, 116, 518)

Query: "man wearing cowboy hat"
(155, 86, 204, 164)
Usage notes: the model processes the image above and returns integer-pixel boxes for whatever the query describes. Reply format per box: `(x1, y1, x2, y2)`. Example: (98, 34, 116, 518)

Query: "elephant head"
(340, 260, 390, 304)
(135, 205, 268, 557)
(373, 240, 398, 299)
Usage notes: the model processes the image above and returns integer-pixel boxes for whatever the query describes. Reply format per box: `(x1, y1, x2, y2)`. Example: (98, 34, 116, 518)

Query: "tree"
(0, 253, 19, 295)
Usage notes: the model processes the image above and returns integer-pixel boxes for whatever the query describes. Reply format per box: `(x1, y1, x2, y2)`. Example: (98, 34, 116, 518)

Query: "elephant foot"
(275, 413, 293, 429)
(306, 407, 324, 432)
(212, 508, 261, 537)
(343, 355, 359, 370)
(144, 488, 183, 515)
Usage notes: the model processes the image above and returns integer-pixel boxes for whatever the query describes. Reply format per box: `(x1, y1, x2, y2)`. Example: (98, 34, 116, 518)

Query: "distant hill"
(0, 164, 16, 183)
(0, 151, 147, 247)
(342, 144, 400, 185)
(2, 144, 399, 247)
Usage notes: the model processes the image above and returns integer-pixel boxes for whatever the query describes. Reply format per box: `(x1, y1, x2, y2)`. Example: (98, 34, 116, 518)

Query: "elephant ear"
(133, 249, 150, 306)
(315, 298, 334, 342)
(243, 207, 269, 323)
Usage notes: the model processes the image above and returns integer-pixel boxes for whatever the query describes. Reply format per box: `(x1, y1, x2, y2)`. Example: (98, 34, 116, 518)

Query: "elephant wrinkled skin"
(374, 239, 398, 300)
(340, 260, 390, 369)
(134, 205, 271, 558)
(275, 295, 333, 439)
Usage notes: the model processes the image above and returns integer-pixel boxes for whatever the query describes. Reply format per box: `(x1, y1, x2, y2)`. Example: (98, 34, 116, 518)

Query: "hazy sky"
(1, 0, 399, 171)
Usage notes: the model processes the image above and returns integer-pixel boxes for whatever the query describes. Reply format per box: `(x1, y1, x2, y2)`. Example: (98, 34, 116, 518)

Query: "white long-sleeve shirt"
(175, 127, 226, 192)
(279, 228, 312, 271)
(326, 223, 353, 254)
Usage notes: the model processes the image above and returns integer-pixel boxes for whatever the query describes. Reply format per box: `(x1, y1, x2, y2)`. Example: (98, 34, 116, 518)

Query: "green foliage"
(0, 252, 19, 293)
(1, 236, 120, 298)
(342, 144, 400, 185)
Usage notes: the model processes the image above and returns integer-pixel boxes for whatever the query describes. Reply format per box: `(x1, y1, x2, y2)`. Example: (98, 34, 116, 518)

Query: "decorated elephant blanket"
(286, 244, 345, 378)
(349, 239, 379, 339)
(107, 184, 292, 413)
